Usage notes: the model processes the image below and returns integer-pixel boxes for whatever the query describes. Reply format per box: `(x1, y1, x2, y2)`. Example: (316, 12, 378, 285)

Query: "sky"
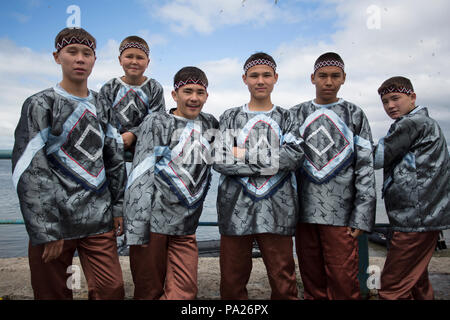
(1, 0, 449, 149)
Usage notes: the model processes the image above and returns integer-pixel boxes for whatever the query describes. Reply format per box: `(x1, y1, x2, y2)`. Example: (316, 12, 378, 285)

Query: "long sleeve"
(213, 113, 262, 177)
(213, 107, 304, 176)
(278, 111, 305, 171)
(128, 79, 166, 137)
(12, 93, 61, 245)
(291, 99, 376, 232)
(348, 111, 376, 232)
(215, 106, 300, 236)
(147, 80, 166, 114)
(374, 117, 420, 170)
(98, 99, 127, 218)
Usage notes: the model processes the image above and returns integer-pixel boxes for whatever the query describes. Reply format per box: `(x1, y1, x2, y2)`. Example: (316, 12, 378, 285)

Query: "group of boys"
(11, 27, 449, 300)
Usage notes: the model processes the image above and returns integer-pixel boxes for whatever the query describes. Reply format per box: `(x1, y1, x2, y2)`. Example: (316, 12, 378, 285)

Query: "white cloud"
(2, 0, 450, 149)
(269, 0, 450, 140)
(135, 29, 169, 47)
(0, 38, 125, 148)
(148, 0, 286, 34)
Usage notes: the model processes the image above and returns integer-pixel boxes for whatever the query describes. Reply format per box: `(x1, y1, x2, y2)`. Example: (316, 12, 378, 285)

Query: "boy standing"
(374, 76, 449, 300)
(290, 52, 376, 300)
(98, 36, 165, 151)
(124, 67, 218, 300)
(214, 52, 305, 300)
(11, 27, 126, 299)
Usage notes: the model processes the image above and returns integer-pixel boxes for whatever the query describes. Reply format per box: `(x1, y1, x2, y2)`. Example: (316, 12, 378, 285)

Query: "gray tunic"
(12, 85, 126, 245)
(290, 99, 376, 232)
(124, 110, 219, 245)
(213, 105, 305, 236)
(98, 77, 165, 136)
(374, 106, 449, 232)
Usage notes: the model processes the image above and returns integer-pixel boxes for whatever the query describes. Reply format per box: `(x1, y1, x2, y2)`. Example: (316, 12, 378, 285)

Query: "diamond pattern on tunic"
(305, 125, 335, 157)
(120, 100, 143, 123)
(61, 110, 104, 177)
(303, 113, 350, 171)
(167, 129, 210, 197)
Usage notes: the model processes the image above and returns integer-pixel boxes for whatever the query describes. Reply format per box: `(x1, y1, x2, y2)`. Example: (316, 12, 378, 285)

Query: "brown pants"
(295, 223, 361, 300)
(129, 232, 198, 300)
(28, 230, 124, 300)
(220, 234, 299, 300)
(379, 231, 439, 300)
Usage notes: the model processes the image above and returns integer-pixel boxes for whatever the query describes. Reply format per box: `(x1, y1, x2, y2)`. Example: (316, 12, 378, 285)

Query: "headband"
(119, 42, 150, 57)
(174, 78, 208, 90)
(56, 36, 96, 53)
(244, 58, 277, 73)
(379, 85, 414, 97)
(314, 60, 345, 72)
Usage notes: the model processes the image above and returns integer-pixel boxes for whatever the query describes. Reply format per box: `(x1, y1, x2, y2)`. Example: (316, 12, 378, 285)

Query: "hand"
(114, 217, 124, 236)
(232, 147, 246, 160)
(42, 239, 64, 263)
(121, 132, 136, 150)
(346, 227, 364, 238)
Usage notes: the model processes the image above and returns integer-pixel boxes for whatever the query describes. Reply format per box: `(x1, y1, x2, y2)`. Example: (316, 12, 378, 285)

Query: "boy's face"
(172, 84, 208, 120)
(381, 92, 416, 119)
(242, 64, 278, 100)
(53, 44, 96, 83)
(119, 47, 149, 79)
(311, 66, 346, 104)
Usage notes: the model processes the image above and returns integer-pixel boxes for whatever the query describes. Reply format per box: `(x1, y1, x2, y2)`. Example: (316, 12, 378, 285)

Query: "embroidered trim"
(56, 37, 96, 52)
(174, 78, 208, 90)
(378, 85, 414, 97)
(314, 60, 345, 72)
(244, 59, 277, 73)
(119, 42, 150, 57)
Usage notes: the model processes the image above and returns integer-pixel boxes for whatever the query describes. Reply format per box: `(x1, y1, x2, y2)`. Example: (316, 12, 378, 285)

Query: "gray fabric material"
(374, 106, 450, 232)
(290, 99, 376, 232)
(12, 86, 126, 245)
(213, 105, 305, 236)
(124, 111, 219, 244)
(98, 77, 165, 136)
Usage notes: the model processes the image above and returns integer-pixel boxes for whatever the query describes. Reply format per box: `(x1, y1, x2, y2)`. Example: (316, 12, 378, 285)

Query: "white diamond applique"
(168, 131, 210, 196)
(300, 109, 353, 182)
(305, 125, 335, 157)
(120, 100, 143, 123)
(74, 124, 103, 162)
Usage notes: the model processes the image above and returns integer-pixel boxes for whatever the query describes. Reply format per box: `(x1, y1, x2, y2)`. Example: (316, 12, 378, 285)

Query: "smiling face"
(119, 47, 149, 84)
(243, 64, 278, 102)
(311, 66, 346, 105)
(381, 92, 416, 119)
(53, 43, 96, 84)
(172, 83, 208, 120)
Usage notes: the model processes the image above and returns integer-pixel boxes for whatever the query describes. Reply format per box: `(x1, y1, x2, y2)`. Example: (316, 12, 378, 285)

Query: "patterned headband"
(174, 78, 208, 90)
(314, 60, 345, 72)
(119, 42, 150, 57)
(244, 59, 277, 73)
(379, 86, 414, 97)
(56, 36, 96, 53)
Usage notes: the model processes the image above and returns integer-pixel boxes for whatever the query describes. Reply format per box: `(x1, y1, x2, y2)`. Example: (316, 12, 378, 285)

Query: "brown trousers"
(28, 230, 124, 300)
(129, 232, 198, 300)
(220, 233, 299, 300)
(295, 223, 361, 300)
(379, 231, 439, 300)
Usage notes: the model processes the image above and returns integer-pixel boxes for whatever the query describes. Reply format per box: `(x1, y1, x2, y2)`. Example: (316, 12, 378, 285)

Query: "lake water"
(0, 159, 391, 258)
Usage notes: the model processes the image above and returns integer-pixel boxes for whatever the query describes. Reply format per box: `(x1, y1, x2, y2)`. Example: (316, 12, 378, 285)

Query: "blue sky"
(1, 0, 449, 148)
